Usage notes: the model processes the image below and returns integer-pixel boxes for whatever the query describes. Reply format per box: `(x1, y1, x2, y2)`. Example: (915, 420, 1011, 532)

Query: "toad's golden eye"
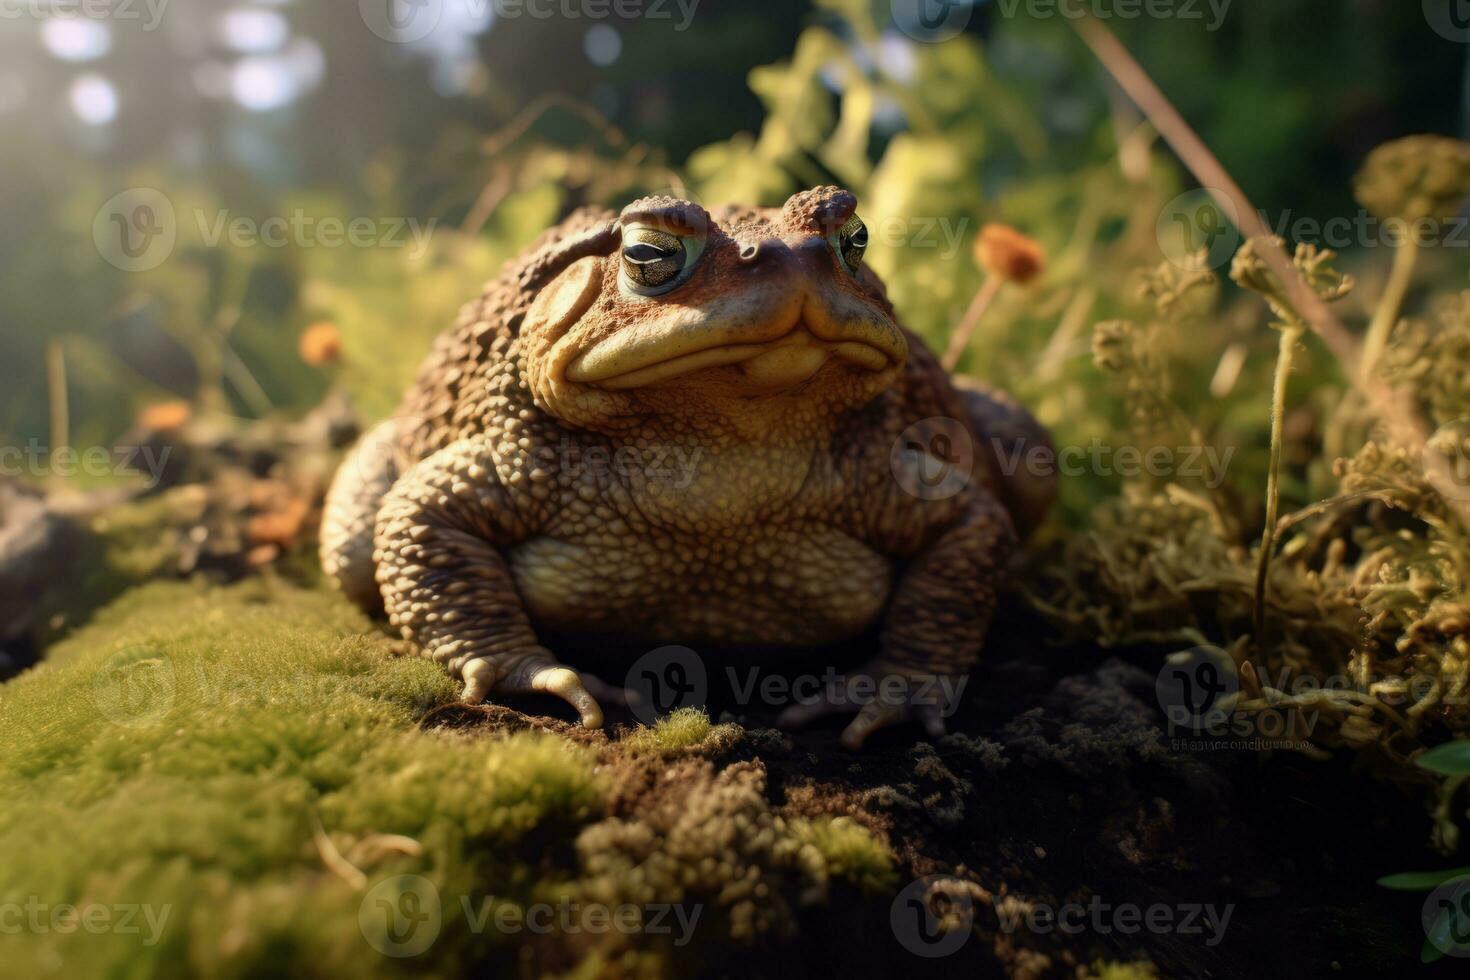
(621, 228, 687, 291)
(835, 214, 868, 273)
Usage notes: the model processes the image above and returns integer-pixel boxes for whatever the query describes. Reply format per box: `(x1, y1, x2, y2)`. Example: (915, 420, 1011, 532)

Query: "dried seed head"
(1354, 135, 1470, 224)
(299, 321, 343, 367)
(973, 223, 1046, 284)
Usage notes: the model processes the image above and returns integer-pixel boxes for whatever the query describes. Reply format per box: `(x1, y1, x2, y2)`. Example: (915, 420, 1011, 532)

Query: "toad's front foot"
(775, 661, 963, 750)
(456, 648, 624, 729)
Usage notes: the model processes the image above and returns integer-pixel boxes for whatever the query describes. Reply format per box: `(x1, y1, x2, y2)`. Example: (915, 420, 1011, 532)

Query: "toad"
(321, 187, 1054, 748)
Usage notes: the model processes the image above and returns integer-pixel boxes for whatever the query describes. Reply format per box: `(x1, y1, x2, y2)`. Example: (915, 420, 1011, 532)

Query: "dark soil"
(506, 607, 1459, 980)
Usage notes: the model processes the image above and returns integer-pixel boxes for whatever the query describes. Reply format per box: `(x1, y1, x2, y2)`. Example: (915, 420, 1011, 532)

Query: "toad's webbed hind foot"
(776, 662, 959, 750)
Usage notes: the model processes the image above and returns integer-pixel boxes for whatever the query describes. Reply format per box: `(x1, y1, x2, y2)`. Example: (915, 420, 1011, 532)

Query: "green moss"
(788, 816, 897, 894)
(0, 578, 617, 978)
(0, 580, 900, 977)
(621, 707, 738, 755)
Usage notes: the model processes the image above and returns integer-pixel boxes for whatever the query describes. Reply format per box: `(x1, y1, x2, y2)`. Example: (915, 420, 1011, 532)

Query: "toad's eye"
(621, 228, 688, 292)
(833, 214, 868, 274)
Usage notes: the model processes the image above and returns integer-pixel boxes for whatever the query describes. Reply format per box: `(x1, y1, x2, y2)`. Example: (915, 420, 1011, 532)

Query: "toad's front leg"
(374, 437, 613, 727)
(779, 492, 1016, 749)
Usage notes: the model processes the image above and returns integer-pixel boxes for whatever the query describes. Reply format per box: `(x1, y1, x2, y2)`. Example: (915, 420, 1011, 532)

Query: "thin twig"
(1036, 285, 1097, 382)
(1254, 325, 1303, 644)
(460, 165, 515, 238)
(1069, 14, 1470, 534)
(211, 265, 273, 418)
(45, 340, 69, 461)
(942, 276, 1001, 371)
(482, 93, 628, 159)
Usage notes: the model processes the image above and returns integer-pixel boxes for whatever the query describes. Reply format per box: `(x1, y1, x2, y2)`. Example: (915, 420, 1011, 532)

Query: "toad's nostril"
(739, 244, 760, 263)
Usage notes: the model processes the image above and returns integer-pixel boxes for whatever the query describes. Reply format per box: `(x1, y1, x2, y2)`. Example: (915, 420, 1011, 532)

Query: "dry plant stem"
(310, 810, 367, 892)
(460, 165, 515, 238)
(481, 92, 629, 158)
(942, 275, 1002, 371)
(1070, 14, 1470, 534)
(213, 264, 273, 418)
(1036, 286, 1097, 382)
(45, 340, 68, 469)
(1360, 241, 1420, 381)
(1254, 326, 1303, 645)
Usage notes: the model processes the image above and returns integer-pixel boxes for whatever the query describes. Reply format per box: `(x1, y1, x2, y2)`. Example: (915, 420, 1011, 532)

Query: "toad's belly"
(507, 528, 893, 648)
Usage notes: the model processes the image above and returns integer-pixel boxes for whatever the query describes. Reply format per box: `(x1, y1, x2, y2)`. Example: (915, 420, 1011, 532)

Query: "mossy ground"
(0, 572, 1449, 979)
(0, 579, 895, 979)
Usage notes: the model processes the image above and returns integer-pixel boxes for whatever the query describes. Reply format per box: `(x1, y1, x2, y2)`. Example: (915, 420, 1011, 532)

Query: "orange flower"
(974, 224, 1046, 285)
(137, 400, 192, 432)
(299, 321, 343, 366)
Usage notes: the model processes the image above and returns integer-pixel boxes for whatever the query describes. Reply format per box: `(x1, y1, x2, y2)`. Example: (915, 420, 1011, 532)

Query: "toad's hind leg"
(320, 417, 419, 613)
(952, 376, 1056, 539)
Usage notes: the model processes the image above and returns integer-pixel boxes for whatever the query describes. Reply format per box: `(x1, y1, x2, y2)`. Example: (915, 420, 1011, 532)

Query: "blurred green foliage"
(3, 0, 1463, 484)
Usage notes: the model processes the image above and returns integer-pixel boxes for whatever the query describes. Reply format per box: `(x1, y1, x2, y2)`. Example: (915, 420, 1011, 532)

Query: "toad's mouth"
(564, 326, 897, 391)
